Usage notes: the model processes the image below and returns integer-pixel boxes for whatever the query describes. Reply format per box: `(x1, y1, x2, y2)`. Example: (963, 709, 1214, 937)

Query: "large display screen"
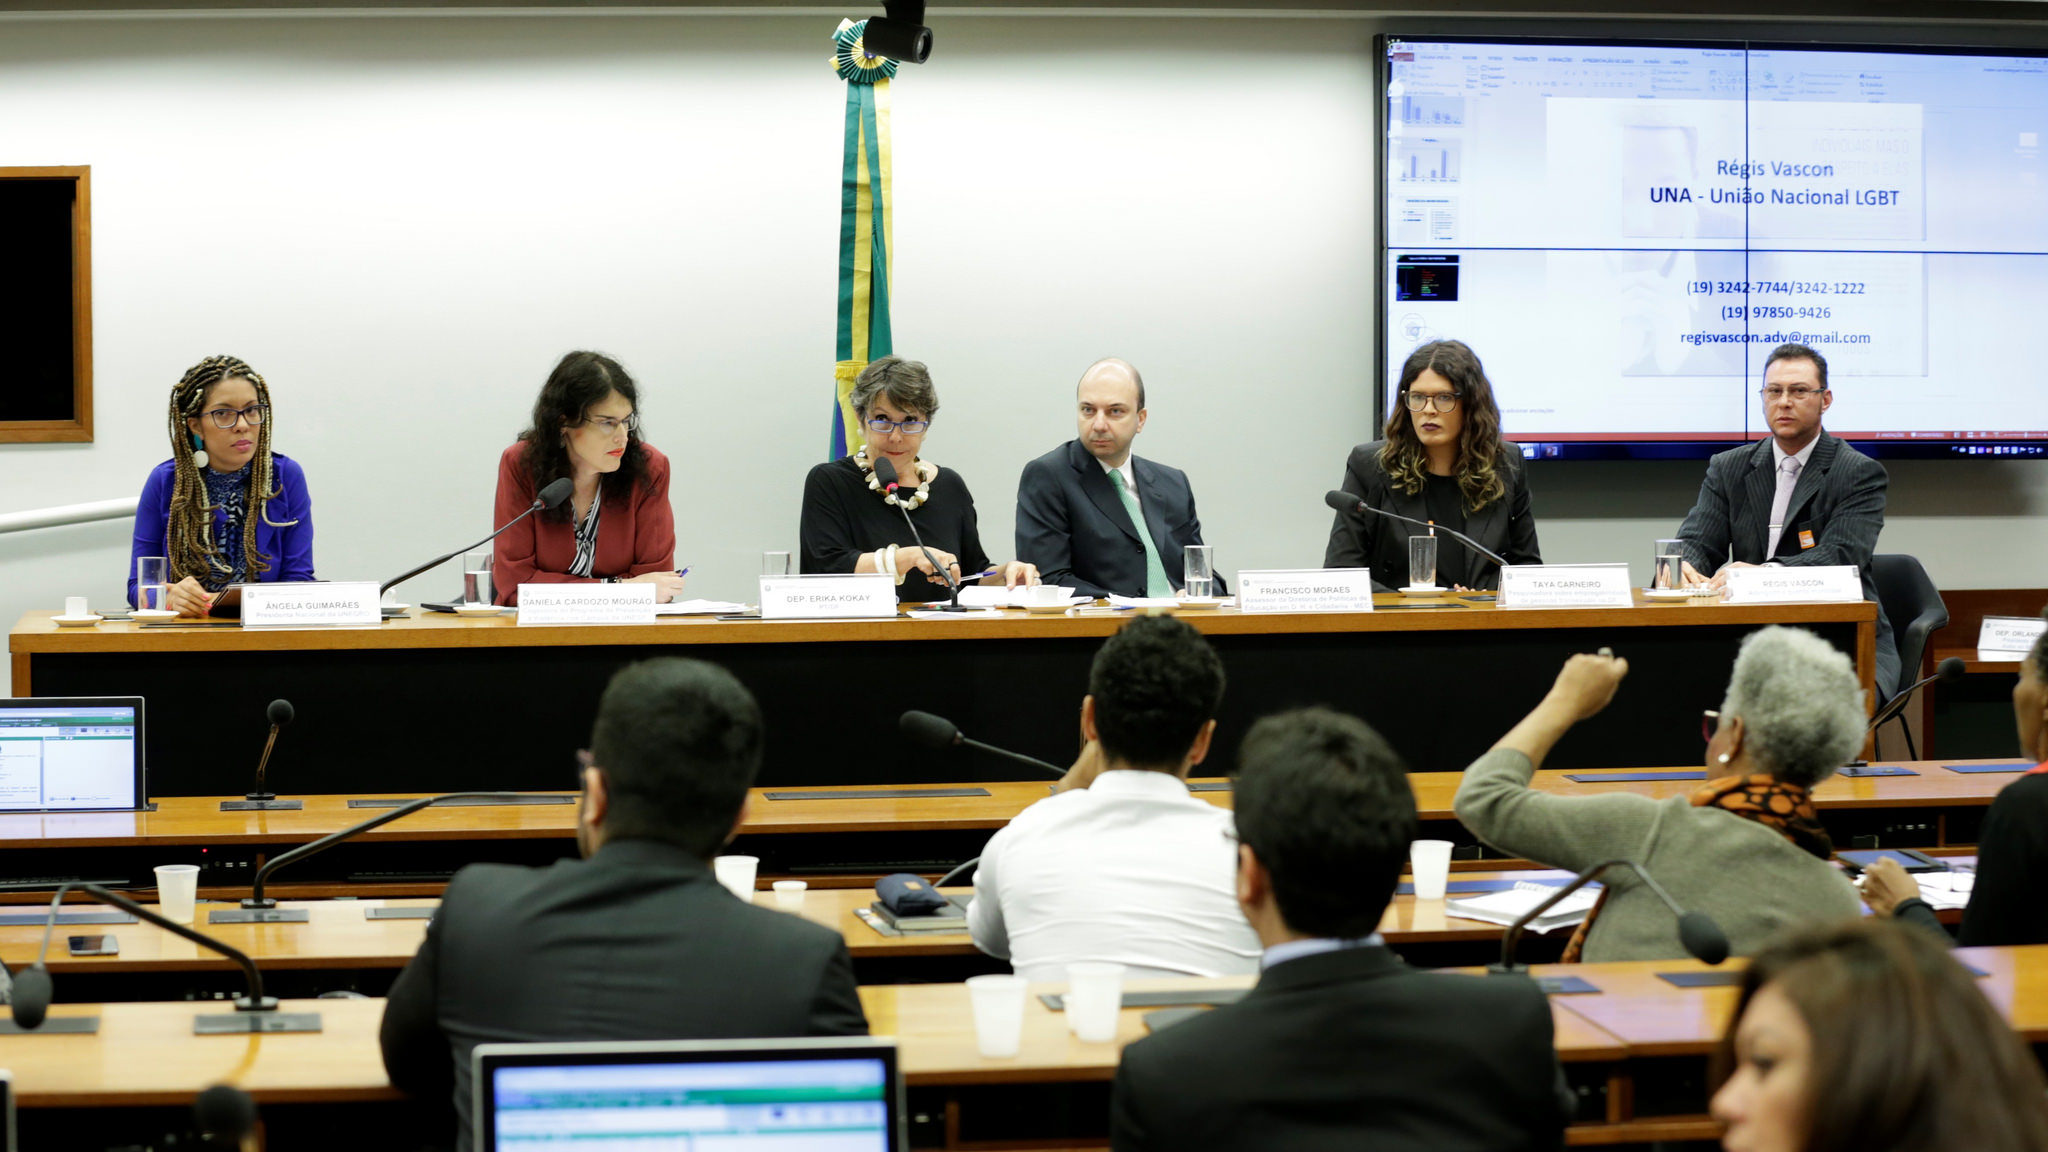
(1382, 37, 2048, 459)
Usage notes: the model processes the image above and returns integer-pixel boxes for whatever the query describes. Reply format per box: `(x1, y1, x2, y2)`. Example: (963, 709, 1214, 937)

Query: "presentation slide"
(0, 707, 137, 810)
(1384, 39, 2048, 454)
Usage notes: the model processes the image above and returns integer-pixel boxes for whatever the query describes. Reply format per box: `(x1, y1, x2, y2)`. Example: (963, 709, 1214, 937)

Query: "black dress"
(1897, 769, 2048, 946)
(800, 455, 992, 603)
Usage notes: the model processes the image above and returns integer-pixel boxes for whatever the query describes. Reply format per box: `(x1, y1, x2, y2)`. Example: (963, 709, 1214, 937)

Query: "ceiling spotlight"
(864, 0, 932, 65)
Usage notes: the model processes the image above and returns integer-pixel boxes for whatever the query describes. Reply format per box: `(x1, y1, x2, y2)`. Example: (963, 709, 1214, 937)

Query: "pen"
(675, 566, 691, 577)
(971, 567, 998, 580)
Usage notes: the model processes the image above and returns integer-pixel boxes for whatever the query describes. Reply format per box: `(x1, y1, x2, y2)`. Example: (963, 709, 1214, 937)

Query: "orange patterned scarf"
(1560, 773, 1830, 963)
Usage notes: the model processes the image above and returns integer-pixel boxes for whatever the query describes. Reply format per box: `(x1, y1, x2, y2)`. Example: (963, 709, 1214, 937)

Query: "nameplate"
(517, 584, 656, 625)
(241, 582, 381, 627)
(1978, 615, 2047, 653)
(759, 574, 898, 620)
(1722, 565, 1862, 604)
(1498, 564, 1633, 609)
(1235, 568, 1374, 614)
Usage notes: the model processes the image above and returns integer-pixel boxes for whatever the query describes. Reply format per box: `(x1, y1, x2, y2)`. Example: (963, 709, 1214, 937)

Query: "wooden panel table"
(10, 596, 1876, 794)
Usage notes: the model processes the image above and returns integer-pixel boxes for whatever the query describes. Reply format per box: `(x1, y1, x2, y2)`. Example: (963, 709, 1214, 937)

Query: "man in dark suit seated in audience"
(1110, 707, 1572, 1152)
(1015, 357, 1219, 599)
(380, 658, 868, 1151)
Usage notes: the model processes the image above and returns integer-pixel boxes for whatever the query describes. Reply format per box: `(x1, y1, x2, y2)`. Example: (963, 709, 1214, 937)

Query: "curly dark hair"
(1377, 339, 1510, 514)
(516, 351, 648, 521)
(1087, 616, 1226, 769)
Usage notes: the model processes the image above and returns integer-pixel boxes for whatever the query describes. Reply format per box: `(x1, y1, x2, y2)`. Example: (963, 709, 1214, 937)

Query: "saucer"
(1024, 603, 1075, 615)
(52, 614, 104, 627)
(1398, 585, 1448, 597)
(1644, 587, 1714, 600)
(130, 608, 179, 620)
(1173, 596, 1229, 610)
(453, 604, 505, 618)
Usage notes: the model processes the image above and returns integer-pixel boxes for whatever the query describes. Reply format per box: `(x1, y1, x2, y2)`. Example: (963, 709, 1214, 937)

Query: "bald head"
(1076, 358, 1148, 466)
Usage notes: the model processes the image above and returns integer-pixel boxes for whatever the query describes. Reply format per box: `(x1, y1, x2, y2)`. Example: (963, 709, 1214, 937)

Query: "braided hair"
(164, 355, 295, 585)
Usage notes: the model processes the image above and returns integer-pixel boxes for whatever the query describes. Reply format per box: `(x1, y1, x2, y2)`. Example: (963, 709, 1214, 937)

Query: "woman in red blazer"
(493, 352, 684, 606)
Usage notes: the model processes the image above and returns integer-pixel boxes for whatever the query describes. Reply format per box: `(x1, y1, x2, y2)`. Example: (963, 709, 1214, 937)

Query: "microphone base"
(211, 902, 309, 925)
(1486, 962, 1528, 976)
(220, 797, 303, 811)
(195, 1009, 323, 1035)
(0, 1015, 101, 1035)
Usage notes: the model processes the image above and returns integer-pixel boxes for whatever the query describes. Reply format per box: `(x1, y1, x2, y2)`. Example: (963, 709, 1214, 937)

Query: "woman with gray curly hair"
(1454, 627, 1864, 962)
(799, 355, 1037, 602)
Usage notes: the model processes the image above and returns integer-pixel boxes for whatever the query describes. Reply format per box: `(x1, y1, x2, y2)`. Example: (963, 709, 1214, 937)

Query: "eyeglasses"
(1702, 709, 1721, 743)
(866, 416, 931, 435)
(1403, 391, 1462, 413)
(583, 414, 640, 435)
(1758, 386, 1824, 403)
(202, 404, 267, 429)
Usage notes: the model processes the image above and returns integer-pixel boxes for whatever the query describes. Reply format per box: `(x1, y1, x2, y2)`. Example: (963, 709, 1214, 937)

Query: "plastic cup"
(1409, 839, 1454, 901)
(1022, 584, 1069, 607)
(713, 855, 759, 899)
(64, 596, 88, 618)
(155, 864, 200, 924)
(1064, 962, 1126, 1043)
(1408, 536, 1438, 589)
(966, 974, 1029, 1058)
(773, 879, 808, 909)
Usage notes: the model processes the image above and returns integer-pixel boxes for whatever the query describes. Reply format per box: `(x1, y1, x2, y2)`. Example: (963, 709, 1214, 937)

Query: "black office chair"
(1871, 554, 1949, 760)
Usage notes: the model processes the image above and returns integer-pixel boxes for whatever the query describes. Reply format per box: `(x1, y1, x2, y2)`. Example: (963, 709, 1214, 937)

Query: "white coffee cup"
(155, 863, 201, 924)
(773, 879, 808, 909)
(713, 855, 759, 900)
(966, 974, 1030, 1058)
(1064, 961, 1126, 1043)
(1409, 839, 1455, 901)
(64, 596, 89, 618)
(1022, 584, 1069, 607)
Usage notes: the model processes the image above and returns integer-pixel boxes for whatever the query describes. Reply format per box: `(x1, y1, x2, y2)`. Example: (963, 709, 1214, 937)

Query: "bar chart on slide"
(1390, 93, 1465, 126)
(1393, 139, 1460, 183)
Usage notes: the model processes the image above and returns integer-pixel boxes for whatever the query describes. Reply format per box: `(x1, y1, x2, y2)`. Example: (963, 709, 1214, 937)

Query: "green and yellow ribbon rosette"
(830, 18, 898, 460)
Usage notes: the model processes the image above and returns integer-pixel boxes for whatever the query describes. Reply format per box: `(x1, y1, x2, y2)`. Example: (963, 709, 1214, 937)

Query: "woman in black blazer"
(1322, 339, 1541, 592)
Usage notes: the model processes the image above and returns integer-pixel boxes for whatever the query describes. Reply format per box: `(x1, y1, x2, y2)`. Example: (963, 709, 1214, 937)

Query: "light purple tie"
(1766, 456, 1802, 557)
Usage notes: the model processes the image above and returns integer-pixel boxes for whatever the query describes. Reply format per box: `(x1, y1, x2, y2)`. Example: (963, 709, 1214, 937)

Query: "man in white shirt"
(966, 616, 1260, 981)
(1014, 358, 1219, 599)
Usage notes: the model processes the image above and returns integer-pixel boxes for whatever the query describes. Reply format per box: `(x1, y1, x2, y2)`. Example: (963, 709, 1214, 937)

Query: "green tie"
(1113, 469, 1173, 597)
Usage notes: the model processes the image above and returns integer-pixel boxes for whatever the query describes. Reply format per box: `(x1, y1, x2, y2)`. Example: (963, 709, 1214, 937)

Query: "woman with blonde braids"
(128, 355, 315, 615)
(1321, 339, 1542, 591)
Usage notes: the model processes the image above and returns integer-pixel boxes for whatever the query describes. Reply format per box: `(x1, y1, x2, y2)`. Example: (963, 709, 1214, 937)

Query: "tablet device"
(0, 697, 146, 812)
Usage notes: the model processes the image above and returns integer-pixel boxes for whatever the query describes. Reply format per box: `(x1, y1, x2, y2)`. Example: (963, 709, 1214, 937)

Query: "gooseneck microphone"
(1863, 657, 1966, 761)
(222, 699, 297, 812)
(899, 710, 1067, 779)
(194, 1085, 260, 1151)
(10, 882, 319, 1033)
(1323, 489, 1509, 569)
(1487, 858, 1729, 976)
(209, 791, 552, 924)
(874, 458, 969, 612)
(380, 476, 574, 594)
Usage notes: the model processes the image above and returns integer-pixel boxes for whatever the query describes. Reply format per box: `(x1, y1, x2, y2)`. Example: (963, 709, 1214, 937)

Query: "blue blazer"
(129, 453, 316, 607)
(1015, 438, 1218, 599)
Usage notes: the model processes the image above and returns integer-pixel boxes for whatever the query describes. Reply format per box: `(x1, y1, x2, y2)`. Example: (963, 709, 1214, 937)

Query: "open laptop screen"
(476, 1037, 900, 1152)
(0, 697, 144, 812)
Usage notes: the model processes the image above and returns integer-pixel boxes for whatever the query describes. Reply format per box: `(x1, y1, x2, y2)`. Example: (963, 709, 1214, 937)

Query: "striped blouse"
(568, 484, 602, 578)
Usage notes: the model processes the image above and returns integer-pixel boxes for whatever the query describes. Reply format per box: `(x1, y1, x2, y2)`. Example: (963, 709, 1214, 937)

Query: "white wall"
(1, 10, 2040, 695)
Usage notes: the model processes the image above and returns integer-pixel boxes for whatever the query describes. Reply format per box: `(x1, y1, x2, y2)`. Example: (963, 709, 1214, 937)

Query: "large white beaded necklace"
(855, 446, 935, 510)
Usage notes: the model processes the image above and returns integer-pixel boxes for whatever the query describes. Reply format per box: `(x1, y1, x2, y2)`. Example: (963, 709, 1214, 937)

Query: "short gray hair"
(850, 355, 939, 422)
(1720, 626, 1865, 788)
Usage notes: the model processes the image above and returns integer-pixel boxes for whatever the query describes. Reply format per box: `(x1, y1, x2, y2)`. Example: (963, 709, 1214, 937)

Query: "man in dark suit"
(379, 659, 867, 1151)
(1674, 342, 1897, 695)
(1015, 358, 1218, 599)
(1110, 708, 1572, 1152)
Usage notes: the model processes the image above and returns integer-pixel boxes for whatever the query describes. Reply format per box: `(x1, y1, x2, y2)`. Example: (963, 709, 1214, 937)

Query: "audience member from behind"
(380, 658, 867, 1151)
(1864, 608, 2048, 945)
(966, 616, 1259, 981)
(1456, 628, 1862, 962)
(1112, 708, 1571, 1152)
(130, 355, 314, 615)
(1711, 918, 2048, 1152)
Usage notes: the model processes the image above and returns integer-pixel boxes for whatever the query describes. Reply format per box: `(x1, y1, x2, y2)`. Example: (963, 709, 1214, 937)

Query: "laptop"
(474, 1036, 903, 1152)
(0, 697, 146, 812)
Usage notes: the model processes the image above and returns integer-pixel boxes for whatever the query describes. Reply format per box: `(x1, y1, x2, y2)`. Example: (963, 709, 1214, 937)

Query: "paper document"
(1107, 595, 1181, 609)
(654, 600, 749, 616)
(1904, 871, 1974, 911)
(1444, 882, 1601, 933)
(954, 586, 1092, 609)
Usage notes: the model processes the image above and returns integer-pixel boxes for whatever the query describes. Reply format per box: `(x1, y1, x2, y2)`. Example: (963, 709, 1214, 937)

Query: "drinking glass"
(762, 551, 793, 577)
(463, 551, 493, 606)
(1407, 536, 1438, 589)
(136, 556, 168, 612)
(1653, 539, 1685, 590)
(1183, 545, 1215, 599)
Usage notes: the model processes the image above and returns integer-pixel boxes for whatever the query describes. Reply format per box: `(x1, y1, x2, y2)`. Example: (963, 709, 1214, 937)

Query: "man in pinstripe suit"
(1675, 343, 1899, 696)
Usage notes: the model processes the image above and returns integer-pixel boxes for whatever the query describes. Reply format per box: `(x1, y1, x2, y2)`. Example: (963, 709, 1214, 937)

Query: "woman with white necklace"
(800, 356, 1037, 602)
